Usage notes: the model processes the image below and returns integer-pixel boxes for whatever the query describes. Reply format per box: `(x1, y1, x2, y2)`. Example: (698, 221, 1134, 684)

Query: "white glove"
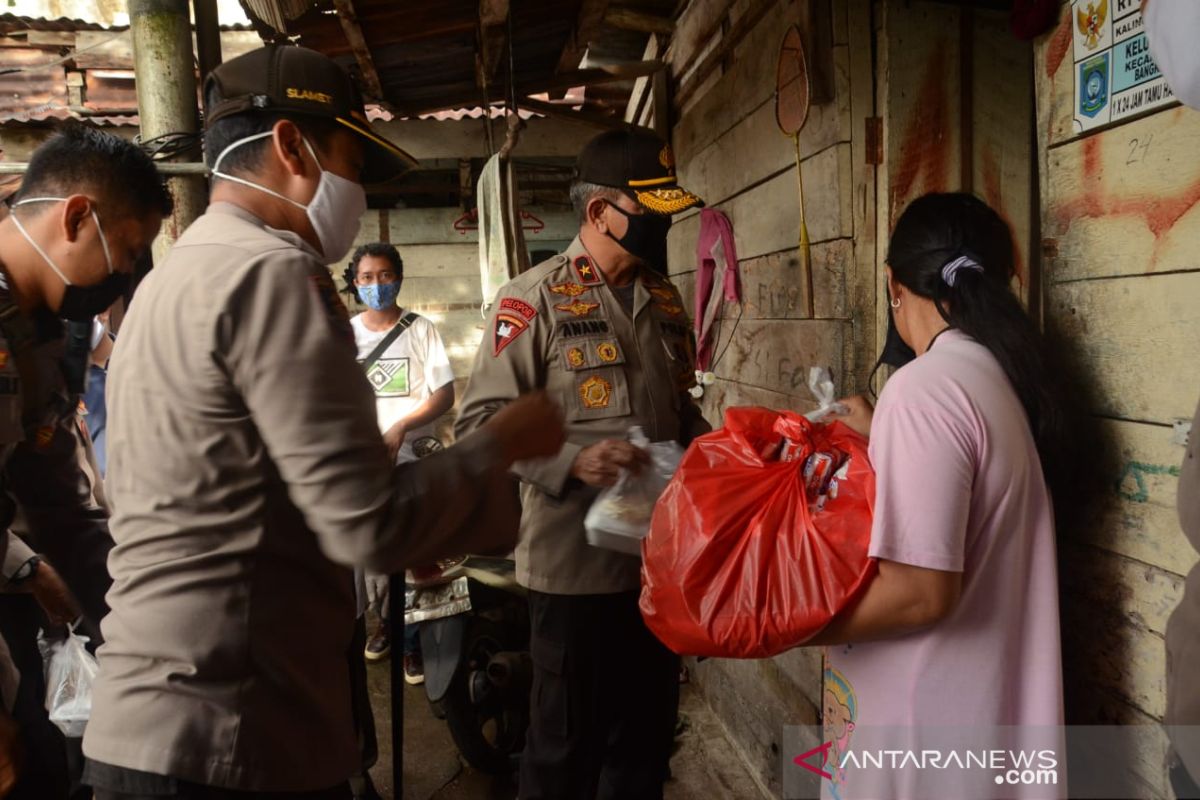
(365, 572, 390, 618)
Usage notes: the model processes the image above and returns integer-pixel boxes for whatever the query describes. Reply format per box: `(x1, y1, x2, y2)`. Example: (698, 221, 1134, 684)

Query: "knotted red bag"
(640, 406, 876, 658)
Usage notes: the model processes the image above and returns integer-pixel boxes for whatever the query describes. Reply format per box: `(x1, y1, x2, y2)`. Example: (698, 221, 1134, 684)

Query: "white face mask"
(1143, 0, 1200, 110)
(9, 196, 129, 322)
(212, 131, 366, 264)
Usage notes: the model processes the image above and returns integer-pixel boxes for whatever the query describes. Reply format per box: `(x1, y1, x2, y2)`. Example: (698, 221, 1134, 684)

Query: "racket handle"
(799, 219, 814, 317)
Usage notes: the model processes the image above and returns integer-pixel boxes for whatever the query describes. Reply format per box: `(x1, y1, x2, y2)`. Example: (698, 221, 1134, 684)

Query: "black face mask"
(866, 290, 916, 394)
(58, 272, 130, 322)
(604, 202, 672, 273)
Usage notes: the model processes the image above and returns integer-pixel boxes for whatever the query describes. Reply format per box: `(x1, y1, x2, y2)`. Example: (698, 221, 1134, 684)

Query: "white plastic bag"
(39, 627, 97, 737)
(802, 366, 849, 423)
(585, 427, 685, 556)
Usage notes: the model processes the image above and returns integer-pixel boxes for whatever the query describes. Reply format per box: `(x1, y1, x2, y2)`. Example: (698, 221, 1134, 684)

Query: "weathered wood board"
(668, 143, 853, 269)
(1064, 417, 1197, 575)
(710, 318, 850, 398)
(972, 10, 1035, 295)
(1062, 593, 1168, 719)
(671, 0, 805, 163)
(1046, 272, 1200, 424)
(1044, 106, 1200, 283)
(884, 0, 963, 225)
(676, 46, 850, 211)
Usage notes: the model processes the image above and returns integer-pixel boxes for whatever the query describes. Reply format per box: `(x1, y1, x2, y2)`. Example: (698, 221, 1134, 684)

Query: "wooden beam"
(624, 33, 660, 123)
(672, 0, 774, 111)
(477, 0, 509, 91)
(604, 7, 675, 36)
(556, 0, 610, 75)
(519, 96, 632, 130)
(332, 0, 384, 100)
(401, 60, 664, 116)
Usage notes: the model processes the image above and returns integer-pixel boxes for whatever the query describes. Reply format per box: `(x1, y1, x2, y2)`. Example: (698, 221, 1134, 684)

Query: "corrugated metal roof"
(238, 0, 670, 120)
(0, 47, 67, 121)
(0, 12, 252, 33)
(0, 14, 126, 33)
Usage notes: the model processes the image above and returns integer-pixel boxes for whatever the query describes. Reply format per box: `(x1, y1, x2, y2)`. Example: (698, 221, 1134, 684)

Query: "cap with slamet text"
(575, 127, 704, 215)
(204, 44, 417, 186)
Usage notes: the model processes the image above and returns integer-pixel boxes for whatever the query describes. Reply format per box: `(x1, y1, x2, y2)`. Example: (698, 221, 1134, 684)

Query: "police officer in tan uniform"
(456, 128, 711, 800)
(81, 45, 562, 800)
(0, 125, 168, 800)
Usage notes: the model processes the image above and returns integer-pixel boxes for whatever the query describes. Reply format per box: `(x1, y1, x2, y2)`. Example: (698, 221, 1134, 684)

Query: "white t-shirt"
(351, 312, 454, 464)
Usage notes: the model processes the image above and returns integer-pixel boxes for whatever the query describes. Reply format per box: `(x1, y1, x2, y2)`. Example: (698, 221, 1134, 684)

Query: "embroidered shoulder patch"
(493, 297, 537, 356)
(573, 256, 603, 286)
(649, 287, 676, 303)
(655, 302, 685, 317)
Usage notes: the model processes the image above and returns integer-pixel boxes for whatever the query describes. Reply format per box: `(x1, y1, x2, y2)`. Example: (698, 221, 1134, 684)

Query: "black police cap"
(575, 127, 704, 215)
(204, 45, 417, 187)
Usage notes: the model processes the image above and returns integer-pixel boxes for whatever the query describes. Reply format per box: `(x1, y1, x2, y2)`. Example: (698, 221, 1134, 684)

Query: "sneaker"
(364, 624, 391, 662)
(404, 651, 425, 685)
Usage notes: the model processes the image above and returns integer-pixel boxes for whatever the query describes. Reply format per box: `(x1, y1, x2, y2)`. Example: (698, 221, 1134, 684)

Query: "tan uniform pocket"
(568, 366, 631, 421)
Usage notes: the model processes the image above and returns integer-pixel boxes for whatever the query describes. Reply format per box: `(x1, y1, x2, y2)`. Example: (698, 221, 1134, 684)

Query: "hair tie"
(941, 255, 984, 287)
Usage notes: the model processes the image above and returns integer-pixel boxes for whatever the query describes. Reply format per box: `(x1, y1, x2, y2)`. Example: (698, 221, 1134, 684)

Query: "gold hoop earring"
(890, 297, 901, 309)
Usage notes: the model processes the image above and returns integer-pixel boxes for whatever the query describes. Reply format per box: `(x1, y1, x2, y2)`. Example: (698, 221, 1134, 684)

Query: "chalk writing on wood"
(1115, 461, 1180, 503)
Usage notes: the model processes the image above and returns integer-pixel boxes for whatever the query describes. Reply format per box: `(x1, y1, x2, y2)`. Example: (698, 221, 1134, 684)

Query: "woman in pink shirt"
(810, 193, 1068, 799)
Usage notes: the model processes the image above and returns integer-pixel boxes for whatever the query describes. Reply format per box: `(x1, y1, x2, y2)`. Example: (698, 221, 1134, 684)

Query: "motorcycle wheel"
(441, 616, 528, 775)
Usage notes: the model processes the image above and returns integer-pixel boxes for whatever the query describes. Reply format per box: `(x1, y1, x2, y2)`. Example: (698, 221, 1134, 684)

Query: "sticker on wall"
(1072, 0, 1175, 133)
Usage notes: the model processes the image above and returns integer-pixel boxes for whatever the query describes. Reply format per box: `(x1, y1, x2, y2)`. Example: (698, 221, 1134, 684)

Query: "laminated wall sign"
(1073, 0, 1175, 133)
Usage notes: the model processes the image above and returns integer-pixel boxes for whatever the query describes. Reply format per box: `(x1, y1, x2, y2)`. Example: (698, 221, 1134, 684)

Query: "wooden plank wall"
(331, 207, 576, 443)
(663, 0, 879, 794)
(1035, 5, 1200, 794)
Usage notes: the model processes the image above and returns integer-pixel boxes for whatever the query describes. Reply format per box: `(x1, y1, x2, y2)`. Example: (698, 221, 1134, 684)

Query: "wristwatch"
(10, 554, 41, 583)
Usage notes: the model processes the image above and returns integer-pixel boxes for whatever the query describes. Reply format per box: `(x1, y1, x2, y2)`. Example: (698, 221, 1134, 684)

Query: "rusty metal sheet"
(0, 47, 67, 122)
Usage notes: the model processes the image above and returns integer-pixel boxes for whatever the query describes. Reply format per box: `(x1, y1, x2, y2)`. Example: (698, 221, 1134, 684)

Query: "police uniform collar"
(562, 237, 606, 287)
(209, 201, 324, 261)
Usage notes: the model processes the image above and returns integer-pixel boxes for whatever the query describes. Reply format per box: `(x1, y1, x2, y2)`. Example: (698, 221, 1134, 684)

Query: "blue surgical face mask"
(359, 281, 400, 311)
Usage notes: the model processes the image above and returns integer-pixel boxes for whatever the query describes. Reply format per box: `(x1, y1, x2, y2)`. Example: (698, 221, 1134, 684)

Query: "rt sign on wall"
(1073, 0, 1175, 132)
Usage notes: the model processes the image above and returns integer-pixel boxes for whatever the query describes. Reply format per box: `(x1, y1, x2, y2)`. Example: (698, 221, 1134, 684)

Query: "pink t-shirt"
(822, 330, 1064, 800)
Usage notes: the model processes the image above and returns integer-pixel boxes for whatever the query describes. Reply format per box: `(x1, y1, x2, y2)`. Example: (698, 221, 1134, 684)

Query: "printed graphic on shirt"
(555, 300, 601, 318)
(822, 663, 858, 800)
(365, 357, 411, 397)
(573, 255, 603, 286)
(494, 297, 538, 357)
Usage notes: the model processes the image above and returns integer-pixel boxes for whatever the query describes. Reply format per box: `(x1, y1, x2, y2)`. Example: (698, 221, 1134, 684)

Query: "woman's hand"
(834, 394, 875, 439)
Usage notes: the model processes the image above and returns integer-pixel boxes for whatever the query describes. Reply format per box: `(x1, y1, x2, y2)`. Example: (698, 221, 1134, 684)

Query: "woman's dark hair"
(341, 242, 403, 301)
(887, 192, 1070, 492)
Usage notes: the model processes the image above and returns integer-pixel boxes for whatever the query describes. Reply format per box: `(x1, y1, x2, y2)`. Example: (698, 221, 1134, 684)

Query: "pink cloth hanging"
(693, 208, 741, 371)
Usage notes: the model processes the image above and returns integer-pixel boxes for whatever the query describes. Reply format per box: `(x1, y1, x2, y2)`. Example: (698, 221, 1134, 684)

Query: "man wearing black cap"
(81, 45, 564, 799)
(456, 127, 711, 799)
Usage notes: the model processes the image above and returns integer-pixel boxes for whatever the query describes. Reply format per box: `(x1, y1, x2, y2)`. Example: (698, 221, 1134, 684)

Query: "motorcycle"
(406, 556, 531, 775)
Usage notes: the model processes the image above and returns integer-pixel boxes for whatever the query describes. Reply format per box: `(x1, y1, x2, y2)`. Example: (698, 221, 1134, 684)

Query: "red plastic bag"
(640, 406, 877, 658)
